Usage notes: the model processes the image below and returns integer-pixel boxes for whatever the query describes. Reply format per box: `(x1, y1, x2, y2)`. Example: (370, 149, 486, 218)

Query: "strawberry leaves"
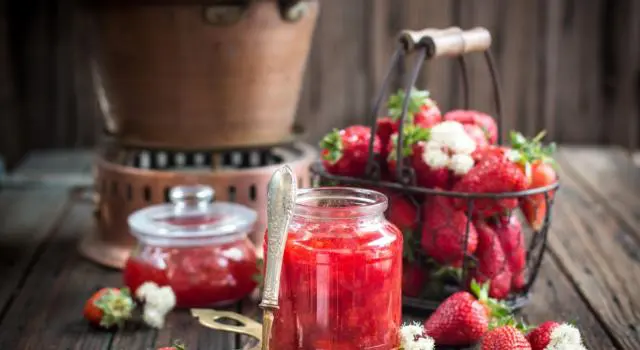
(388, 88, 431, 123)
(509, 130, 557, 166)
(319, 129, 343, 164)
(388, 125, 430, 160)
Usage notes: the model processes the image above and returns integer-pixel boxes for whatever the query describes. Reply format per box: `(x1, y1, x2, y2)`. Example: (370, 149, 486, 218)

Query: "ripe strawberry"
(452, 152, 529, 218)
(424, 281, 510, 345)
(444, 109, 498, 145)
(522, 161, 557, 231)
(509, 131, 558, 231)
(526, 321, 584, 350)
(387, 88, 442, 130)
(492, 215, 527, 290)
(376, 117, 396, 159)
(387, 194, 418, 232)
(402, 260, 429, 298)
(83, 287, 135, 329)
(526, 321, 560, 350)
(320, 125, 381, 177)
(387, 125, 450, 188)
(468, 222, 512, 299)
(464, 124, 490, 149)
(421, 194, 478, 265)
(480, 326, 532, 349)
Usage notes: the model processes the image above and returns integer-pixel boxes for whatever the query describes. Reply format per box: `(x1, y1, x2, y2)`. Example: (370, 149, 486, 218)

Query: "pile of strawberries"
(319, 87, 558, 301)
(405, 281, 588, 349)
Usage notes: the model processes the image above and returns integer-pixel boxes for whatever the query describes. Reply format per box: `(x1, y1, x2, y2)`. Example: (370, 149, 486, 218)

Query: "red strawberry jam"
(265, 187, 403, 350)
(123, 185, 259, 308)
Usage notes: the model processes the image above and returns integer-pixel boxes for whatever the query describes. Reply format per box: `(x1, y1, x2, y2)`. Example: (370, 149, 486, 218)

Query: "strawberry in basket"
(510, 131, 558, 231)
(377, 88, 441, 158)
(320, 125, 381, 177)
(444, 109, 498, 146)
(387, 121, 478, 189)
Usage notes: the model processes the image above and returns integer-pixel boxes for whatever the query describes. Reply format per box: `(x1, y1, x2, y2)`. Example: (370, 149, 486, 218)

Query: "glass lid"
(128, 185, 257, 245)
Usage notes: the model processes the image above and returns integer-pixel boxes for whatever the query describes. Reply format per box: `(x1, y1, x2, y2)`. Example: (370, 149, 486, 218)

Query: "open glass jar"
(123, 185, 258, 308)
(265, 187, 403, 349)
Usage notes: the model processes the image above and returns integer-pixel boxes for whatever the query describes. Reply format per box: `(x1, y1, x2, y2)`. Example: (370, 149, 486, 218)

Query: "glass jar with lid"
(265, 187, 403, 349)
(124, 185, 258, 308)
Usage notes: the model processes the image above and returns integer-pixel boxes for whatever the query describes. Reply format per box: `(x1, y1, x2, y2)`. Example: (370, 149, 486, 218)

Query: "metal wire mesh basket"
(310, 27, 559, 312)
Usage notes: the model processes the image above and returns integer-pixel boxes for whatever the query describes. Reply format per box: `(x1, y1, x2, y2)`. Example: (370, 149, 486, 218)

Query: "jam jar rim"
(293, 187, 388, 220)
(128, 200, 257, 247)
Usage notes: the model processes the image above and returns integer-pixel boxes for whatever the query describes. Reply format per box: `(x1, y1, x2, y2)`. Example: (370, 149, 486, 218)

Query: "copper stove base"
(81, 139, 316, 269)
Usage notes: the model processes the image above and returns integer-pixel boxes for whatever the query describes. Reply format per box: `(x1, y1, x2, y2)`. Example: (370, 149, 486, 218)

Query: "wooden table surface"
(0, 146, 638, 350)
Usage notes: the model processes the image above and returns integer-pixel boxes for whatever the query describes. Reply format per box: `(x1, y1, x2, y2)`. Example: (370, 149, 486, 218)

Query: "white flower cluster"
(399, 322, 435, 350)
(545, 324, 588, 350)
(135, 282, 177, 329)
(423, 121, 476, 176)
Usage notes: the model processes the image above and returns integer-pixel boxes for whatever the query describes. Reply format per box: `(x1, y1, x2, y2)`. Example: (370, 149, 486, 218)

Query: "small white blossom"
(423, 146, 449, 169)
(422, 121, 476, 175)
(142, 308, 166, 329)
(449, 154, 475, 175)
(135, 282, 177, 329)
(399, 322, 435, 350)
(400, 323, 424, 340)
(545, 324, 586, 350)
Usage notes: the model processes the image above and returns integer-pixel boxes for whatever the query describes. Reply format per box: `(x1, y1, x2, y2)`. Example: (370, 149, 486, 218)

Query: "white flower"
(422, 121, 477, 175)
(135, 282, 177, 329)
(449, 154, 475, 175)
(400, 323, 424, 340)
(423, 144, 449, 169)
(399, 322, 435, 350)
(545, 324, 586, 350)
(142, 308, 166, 329)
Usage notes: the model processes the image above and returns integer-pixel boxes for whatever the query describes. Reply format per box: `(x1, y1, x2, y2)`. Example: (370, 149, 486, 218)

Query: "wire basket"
(310, 27, 559, 312)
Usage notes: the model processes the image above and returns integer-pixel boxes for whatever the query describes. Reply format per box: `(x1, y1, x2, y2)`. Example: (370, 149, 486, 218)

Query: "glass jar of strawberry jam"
(266, 187, 403, 349)
(123, 185, 258, 308)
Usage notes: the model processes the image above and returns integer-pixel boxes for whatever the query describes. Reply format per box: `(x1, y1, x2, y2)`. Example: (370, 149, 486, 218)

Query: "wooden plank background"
(0, 0, 639, 169)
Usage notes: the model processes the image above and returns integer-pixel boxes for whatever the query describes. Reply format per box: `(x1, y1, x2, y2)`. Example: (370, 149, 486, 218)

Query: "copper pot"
(89, 0, 319, 149)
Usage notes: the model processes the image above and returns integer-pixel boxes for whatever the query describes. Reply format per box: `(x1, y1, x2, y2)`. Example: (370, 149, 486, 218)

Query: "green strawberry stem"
(508, 130, 557, 167)
(319, 129, 343, 164)
(470, 280, 513, 324)
(94, 287, 135, 329)
(387, 88, 431, 122)
(388, 125, 430, 161)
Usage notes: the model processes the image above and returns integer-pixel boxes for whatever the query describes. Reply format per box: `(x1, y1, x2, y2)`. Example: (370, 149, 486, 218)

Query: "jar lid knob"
(169, 185, 214, 206)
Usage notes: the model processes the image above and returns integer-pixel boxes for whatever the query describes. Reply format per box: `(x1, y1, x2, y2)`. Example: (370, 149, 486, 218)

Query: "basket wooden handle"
(399, 26, 462, 52)
(399, 27, 492, 58)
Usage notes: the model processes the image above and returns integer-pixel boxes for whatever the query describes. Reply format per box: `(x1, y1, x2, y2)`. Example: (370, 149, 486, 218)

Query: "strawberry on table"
(444, 109, 498, 145)
(83, 287, 135, 329)
(424, 281, 511, 346)
(320, 125, 381, 177)
(421, 194, 478, 266)
(527, 321, 586, 350)
(480, 325, 532, 349)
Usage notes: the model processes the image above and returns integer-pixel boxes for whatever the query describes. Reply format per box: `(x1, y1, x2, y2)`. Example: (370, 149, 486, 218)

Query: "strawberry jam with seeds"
(124, 185, 258, 308)
(266, 187, 403, 350)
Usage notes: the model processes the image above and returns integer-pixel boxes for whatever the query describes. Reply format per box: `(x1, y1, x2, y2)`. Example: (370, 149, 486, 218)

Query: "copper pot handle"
(399, 26, 492, 58)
